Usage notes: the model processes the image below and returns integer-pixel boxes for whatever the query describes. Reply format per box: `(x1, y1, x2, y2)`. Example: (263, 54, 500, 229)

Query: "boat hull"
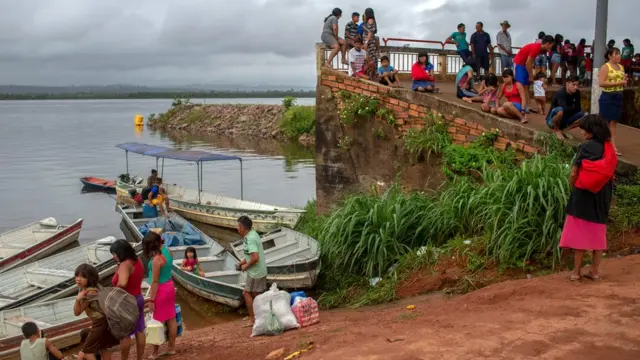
(0, 219, 83, 273)
(171, 267, 243, 308)
(80, 177, 116, 192)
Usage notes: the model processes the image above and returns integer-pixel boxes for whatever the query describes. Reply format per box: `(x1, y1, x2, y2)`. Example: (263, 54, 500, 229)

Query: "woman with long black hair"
(598, 47, 627, 155)
(362, 8, 380, 72)
(321, 8, 348, 66)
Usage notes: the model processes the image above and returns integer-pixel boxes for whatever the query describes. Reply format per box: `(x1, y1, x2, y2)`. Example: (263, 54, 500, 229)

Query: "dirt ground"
(110, 254, 640, 360)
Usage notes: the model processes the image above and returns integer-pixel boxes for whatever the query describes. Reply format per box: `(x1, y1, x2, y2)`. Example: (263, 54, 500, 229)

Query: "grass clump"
(278, 97, 315, 139)
(611, 171, 640, 231)
(403, 117, 451, 158)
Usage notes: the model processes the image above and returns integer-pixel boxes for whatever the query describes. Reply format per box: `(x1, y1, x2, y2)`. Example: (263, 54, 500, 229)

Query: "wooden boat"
(79, 176, 116, 192)
(0, 237, 138, 311)
(231, 227, 320, 289)
(118, 205, 247, 307)
(0, 284, 152, 360)
(0, 218, 83, 274)
(115, 142, 305, 232)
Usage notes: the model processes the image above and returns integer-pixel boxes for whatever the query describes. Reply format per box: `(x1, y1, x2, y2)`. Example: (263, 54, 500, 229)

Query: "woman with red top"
(110, 240, 146, 360)
(411, 52, 439, 93)
(496, 69, 527, 123)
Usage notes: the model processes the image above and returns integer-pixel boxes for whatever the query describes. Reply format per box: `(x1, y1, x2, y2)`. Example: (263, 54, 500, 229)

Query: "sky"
(0, 0, 637, 87)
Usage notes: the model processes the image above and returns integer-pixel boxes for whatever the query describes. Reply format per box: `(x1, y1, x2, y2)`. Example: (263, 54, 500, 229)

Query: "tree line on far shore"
(0, 90, 316, 100)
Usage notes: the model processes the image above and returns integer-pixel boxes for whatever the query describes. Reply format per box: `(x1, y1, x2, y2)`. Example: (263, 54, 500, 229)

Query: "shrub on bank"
(278, 97, 315, 140)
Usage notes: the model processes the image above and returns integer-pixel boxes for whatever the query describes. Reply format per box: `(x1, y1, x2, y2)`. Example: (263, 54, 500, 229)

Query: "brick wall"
(319, 69, 541, 155)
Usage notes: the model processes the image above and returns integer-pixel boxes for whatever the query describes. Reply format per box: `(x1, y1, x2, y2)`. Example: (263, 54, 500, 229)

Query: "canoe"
(0, 236, 139, 311)
(231, 227, 320, 289)
(80, 176, 116, 192)
(118, 205, 246, 307)
(0, 285, 152, 360)
(0, 218, 83, 273)
(116, 180, 305, 232)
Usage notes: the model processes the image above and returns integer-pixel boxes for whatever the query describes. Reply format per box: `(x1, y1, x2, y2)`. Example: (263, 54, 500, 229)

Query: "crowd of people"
(20, 211, 269, 360)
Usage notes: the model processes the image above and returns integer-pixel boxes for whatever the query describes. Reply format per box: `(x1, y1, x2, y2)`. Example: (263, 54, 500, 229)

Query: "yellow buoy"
(134, 114, 144, 126)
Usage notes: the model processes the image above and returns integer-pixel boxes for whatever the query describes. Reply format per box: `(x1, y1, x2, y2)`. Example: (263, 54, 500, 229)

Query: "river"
(0, 98, 316, 240)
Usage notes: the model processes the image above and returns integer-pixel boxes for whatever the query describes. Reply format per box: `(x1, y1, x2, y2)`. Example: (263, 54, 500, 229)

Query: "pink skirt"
(153, 280, 176, 323)
(559, 215, 607, 250)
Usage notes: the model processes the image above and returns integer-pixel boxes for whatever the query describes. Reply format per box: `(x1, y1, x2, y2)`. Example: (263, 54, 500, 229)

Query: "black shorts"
(475, 54, 490, 71)
(379, 75, 396, 84)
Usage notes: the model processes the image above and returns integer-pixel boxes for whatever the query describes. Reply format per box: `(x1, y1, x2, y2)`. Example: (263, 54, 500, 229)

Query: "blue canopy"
(116, 142, 241, 162)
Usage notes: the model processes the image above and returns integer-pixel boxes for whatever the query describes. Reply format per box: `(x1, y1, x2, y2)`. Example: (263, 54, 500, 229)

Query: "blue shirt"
(425, 63, 434, 72)
(470, 31, 491, 55)
(377, 65, 395, 75)
(150, 185, 159, 198)
(450, 31, 468, 51)
(357, 22, 364, 37)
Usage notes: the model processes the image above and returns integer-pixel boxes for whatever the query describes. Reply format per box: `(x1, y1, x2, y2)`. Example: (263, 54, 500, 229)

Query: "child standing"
(181, 246, 205, 277)
(584, 53, 593, 86)
(74, 264, 119, 360)
(533, 72, 548, 114)
(20, 322, 63, 360)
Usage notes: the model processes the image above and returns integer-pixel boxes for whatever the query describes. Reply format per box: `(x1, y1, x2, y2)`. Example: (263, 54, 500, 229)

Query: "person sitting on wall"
(412, 52, 439, 92)
(348, 37, 368, 78)
(377, 55, 400, 87)
(455, 63, 477, 99)
(546, 75, 586, 139)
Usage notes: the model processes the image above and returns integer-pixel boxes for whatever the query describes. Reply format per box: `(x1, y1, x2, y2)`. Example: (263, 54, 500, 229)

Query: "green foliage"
(282, 96, 297, 110)
(279, 105, 316, 139)
(293, 200, 327, 240)
(403, 118, 452, 158)
(147, 113, 156, 122)
(338, 91, 393, 125)
(184, 107, 207, 124)
(372, 126, 386, 139)
(442, 143, 516, 178)
(337, 136, 353, 150)
(476, 129, 501, 147)
(534, 132, 577, 163)
(376, 108, 396, 125)
(171, 96, 192, 107)
(611, 176, 640, 230)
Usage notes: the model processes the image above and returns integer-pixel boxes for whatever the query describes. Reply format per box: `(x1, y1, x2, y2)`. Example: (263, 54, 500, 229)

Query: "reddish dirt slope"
(115, 255, 640, 360)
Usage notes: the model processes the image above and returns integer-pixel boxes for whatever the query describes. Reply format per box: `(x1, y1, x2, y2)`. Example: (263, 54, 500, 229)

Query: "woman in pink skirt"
(143, 231, 177, 358)
(560, 114, 614, 281)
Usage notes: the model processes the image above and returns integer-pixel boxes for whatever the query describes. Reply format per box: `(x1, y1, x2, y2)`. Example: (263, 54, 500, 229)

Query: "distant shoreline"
(0, 91, 316, 100)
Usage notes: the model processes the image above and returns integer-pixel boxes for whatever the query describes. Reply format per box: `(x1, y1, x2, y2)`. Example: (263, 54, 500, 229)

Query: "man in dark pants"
(545, 75, 586, 139)
(469, 22, 492, 78)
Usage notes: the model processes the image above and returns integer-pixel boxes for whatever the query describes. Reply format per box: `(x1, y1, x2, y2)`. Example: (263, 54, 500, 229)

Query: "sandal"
(569, 274, 581, 281)
(583, 272, 601, 281)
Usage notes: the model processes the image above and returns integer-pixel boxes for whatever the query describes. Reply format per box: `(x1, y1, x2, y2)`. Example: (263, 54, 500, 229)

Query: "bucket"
(142, 204, 158, 218)
(134, 114, 144, 126)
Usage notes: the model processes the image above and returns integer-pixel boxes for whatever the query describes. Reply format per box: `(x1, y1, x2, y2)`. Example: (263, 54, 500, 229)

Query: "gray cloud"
(0, 0, 637, 87)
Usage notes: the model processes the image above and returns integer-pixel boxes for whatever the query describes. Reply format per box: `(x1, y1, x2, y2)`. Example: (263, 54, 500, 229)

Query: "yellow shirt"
(602, 62, 624, 92)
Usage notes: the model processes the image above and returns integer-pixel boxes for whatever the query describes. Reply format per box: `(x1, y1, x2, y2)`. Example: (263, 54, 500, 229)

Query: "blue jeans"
(457, 49, 472, 64)
(500, 54, 513, 70)
(546, 107, 586, 130)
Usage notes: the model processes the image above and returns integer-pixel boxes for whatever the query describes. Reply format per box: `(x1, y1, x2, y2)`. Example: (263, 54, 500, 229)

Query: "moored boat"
(118, 205, 246, 307)
(79, 176, 116, 192)
(231, 227, 320, 289)
(0, 236, 137, 311)
(0, 218, 83, 273)
(114, 142, 305, 232)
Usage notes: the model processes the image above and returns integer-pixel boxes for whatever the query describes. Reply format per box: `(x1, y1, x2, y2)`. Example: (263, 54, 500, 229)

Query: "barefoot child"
(74, 264, 119, 360)
(533, 72, 548, 114)
(20, 322, 63, 360)
(181, 246, 205, 277)
(377, 55, 400, 87)
(462, 74, 498, 114)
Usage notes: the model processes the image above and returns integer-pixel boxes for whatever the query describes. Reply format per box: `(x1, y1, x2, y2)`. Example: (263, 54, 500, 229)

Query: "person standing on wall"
(469, 22, 492, 78)
(496, 20, 513, 71)
(236, 216, 268, 326)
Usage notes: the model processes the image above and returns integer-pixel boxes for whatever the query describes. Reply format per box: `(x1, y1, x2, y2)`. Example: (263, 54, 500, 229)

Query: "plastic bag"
(145, 316, 166, 345)
(251, 283, 300, 337)
(291, 297, 319, 328)
(264, 301, 284, 336)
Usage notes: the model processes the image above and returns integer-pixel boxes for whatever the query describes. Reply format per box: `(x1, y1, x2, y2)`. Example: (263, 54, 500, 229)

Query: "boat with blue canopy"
(115, 142, 305, 232)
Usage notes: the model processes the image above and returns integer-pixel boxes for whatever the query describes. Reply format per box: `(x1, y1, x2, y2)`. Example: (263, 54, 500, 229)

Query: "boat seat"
(266, 246, 310, 265)
(261, 231, 287, 243)
(32, 229, 60, 233)
(0, 295, 18, 301)
(27, 268, 75, 278)
(263, 241, 299, 255)
(5, 316, 53, 329)
(197, 256, 225, 262)
(204, 270, 240, 278)
(0, 243, 29, 249)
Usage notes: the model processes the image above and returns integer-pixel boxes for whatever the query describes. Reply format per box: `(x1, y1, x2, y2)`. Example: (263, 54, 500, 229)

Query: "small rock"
(265, 347, 286, 360)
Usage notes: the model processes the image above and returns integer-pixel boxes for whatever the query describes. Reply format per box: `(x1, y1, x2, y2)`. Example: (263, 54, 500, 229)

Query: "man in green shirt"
(445, 23, 471, 64)
(236, 215, 267, 324)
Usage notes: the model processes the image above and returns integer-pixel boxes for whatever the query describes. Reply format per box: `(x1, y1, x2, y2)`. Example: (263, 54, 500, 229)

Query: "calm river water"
(0, 98, 316, 241)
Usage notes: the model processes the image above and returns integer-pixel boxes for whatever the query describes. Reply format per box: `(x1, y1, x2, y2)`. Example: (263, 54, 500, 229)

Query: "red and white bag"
(290, 297, 319, 328)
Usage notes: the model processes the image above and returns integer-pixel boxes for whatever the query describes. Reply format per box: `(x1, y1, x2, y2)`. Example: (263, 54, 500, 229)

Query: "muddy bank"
(147, 104, 315, 146)
(111, 254, 640, 360)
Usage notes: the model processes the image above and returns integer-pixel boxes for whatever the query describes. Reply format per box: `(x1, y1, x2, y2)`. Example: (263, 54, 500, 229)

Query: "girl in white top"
(533, 72, 548, 114)
(19, 322, 63, 360)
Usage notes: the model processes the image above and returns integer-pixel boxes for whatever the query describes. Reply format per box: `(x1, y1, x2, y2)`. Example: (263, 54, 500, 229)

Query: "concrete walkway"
(395, 79, 640, 167)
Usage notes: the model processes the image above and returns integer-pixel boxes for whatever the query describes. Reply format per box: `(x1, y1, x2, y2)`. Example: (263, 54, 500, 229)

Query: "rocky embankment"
(147, 104, 315, 146)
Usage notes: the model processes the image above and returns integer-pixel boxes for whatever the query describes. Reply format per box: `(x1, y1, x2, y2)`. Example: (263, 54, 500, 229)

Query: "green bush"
(611, 181, 640, 230)
(279, 105, 315, 139)
(442, 143, 516, 177)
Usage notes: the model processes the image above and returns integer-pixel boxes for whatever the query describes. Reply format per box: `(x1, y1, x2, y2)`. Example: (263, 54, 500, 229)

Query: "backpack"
(87, 286, 140, 339)
(575, 141, 618, 193)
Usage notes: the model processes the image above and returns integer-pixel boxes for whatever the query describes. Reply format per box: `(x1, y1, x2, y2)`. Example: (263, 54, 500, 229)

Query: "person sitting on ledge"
(412, 52, 439, 92)
(546, 75, 586, 139)
(377, 55, 400, 87)
(348, 38, 367, 78)
(462, 73, 499, 115)
(495, 69, 528, 123)
(455, 63, 476, 98)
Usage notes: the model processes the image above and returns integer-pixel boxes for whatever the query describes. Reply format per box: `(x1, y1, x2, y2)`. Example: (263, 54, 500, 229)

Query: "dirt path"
(116, 255, 640, 360)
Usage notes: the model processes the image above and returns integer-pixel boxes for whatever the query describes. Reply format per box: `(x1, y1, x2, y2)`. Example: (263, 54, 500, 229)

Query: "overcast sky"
(0, 0, 637, 87)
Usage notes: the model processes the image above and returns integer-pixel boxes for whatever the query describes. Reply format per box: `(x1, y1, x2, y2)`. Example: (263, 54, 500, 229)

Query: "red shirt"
(514, 43, 542, 66)
(411, 62, 435, 81)
(112, 258, 144, 296)
(577, 44, 585, 57)
(585, 58, 593, 71)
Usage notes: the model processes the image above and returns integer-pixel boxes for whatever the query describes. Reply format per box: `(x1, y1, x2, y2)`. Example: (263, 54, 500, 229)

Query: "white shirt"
(348, 48, 367, 76)
(20, 338, 47, 360)
(496, 30, 512, 55)
(533, 80, 545, 97)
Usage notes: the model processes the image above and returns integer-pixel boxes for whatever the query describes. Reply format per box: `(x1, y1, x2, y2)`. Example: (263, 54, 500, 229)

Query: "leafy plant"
(372, 126, 386, 139)
(376, 108, 395, 125)
(338, 136, 353, 150)
(403, 118, 452, 158)
(282, 96, 297, 110)
(442, 143, 516, 178)
(610, 181, 640, 230)
(171, 95, 192, 107)
(279, 105, 316, 139)
(147, 113, 156, 122)
(534, 132, 576, 163)
(338, 91, 382, 124)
